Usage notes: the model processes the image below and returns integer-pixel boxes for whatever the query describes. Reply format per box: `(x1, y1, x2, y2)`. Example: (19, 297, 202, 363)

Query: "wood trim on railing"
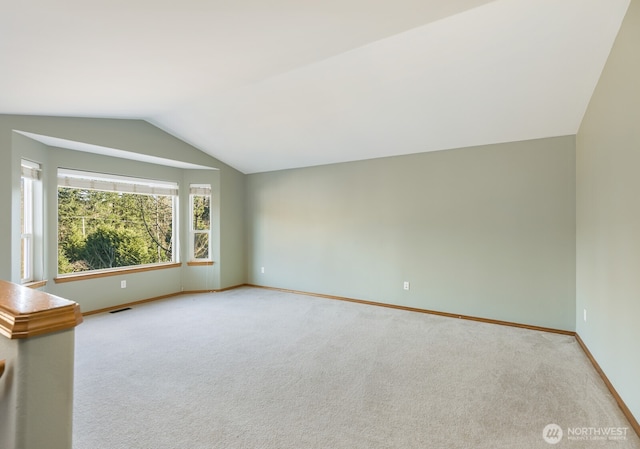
(186, 261, 215, 266)
(0, 280, 83, 339)
(54, 263, 182, 284)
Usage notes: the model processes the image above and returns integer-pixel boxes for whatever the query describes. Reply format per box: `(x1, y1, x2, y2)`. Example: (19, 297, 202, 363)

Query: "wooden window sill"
(23, 280, 48, 289)
(187, 261, 215, 266)
(54, 262, 182, 284)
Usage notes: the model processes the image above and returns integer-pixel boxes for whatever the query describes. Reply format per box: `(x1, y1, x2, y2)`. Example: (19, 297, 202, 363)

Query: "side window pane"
(192, 195, 210, 231)
(193, 233, 209, 259)
(21, 162, 39, 283)
(189, 184, 212, 261)
(21, 177, 29, 281)
(21, 177, 25, 234)
(21, 238, 28, 280)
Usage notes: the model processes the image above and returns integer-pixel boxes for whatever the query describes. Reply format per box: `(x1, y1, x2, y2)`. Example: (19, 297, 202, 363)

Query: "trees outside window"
(190, 184, 211, 261)
(57, 169, 178, 274)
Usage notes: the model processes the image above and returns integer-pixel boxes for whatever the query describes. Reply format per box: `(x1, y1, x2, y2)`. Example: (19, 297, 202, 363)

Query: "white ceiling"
(0, 0, 630, 174)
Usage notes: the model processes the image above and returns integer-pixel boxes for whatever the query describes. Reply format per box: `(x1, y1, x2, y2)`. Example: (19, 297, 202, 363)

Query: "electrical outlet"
(261, 267, 265, 274)
(121, 280, 127, 289)
(583, 308, 587, 322)
(403, 281, 410, 291)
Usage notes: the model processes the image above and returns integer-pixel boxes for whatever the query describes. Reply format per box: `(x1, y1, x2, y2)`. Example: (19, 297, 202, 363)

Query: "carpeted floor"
(73, 287, 640, 448)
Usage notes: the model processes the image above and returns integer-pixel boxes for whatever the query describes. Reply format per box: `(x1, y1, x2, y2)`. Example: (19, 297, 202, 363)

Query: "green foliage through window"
(58, 188, 174, 273)
(190, 188, 211, 260)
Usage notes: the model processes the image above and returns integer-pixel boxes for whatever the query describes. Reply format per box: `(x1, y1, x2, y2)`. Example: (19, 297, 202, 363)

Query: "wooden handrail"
(0, 359, 5, 379)
(0, 280, 83, 339)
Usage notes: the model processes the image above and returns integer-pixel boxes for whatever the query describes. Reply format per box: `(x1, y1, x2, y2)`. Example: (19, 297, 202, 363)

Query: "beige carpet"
(73, 287, 640, 448)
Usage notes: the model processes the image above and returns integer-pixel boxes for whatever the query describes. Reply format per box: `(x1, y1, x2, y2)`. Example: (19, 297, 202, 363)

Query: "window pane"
(21, 160, 39, 283)
(193, 233, 209, 259)
(21, 176, 34, 281)
(192, 195, 210, 231)
(21, 177, 25, 234)
(21, 236, 32, 281)
(58, 187, 175, 274)
(21, 177, 34, 232)
(21, 237, 27, 280)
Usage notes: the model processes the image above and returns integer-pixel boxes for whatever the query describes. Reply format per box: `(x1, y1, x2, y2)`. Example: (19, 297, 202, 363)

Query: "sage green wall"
(0, 115, 246, 311)
(1, 329, 76, 449)
(3, 116, 220, 167)
(0, 130, 13, 279)
(0, 336, 19, 449)
(576, 0, 640, 422)
(246, 136, 576, 331)
(18, 331, 76, 449)
(220, 167, 247, 287)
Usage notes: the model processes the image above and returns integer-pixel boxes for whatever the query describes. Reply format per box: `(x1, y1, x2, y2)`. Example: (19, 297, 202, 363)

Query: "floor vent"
(109, 307, 132, 314)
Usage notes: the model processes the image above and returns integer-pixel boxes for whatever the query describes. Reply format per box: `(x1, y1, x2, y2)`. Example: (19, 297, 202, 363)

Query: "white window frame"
(189, 184, 212, 261)
(57, 168, 180, 274)
(21, 160, 41, 283)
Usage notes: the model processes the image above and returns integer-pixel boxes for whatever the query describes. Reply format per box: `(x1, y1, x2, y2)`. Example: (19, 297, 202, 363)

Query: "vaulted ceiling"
(1, 0, 630, 173)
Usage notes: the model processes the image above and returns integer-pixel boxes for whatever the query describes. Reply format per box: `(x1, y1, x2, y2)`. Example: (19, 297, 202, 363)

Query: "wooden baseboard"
(575, 334, 640, 438)
(82, 284, 246, 316)
(82, 292, 183, 316)
(183, 284, 245, 294)
(245, 284, 574, 336)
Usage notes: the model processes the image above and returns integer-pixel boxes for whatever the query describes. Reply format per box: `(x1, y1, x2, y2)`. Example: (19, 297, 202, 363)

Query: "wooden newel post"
(0, 281, 83, 449)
